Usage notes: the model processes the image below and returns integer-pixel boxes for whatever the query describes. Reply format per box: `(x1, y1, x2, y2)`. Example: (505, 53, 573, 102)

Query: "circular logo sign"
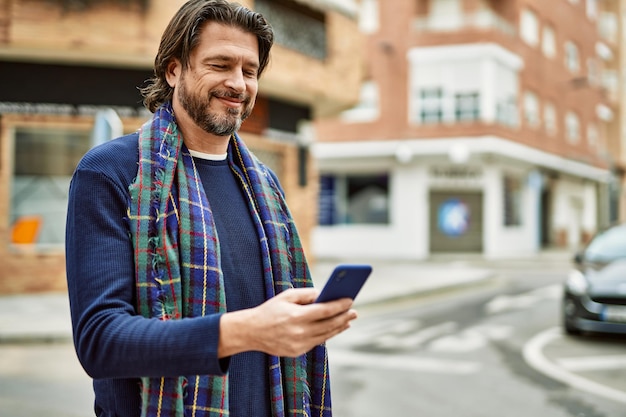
(438, 198, 470, 237)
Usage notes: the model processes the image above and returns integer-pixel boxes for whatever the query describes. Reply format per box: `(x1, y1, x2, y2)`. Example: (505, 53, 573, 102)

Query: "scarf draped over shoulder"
(127, 102, 332, 417)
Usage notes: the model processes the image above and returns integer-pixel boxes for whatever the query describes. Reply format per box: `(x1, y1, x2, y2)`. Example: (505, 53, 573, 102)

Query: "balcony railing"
(255, 0, 327, 60)
(48, 0, 148, 11)
(414, 9, 516, 37)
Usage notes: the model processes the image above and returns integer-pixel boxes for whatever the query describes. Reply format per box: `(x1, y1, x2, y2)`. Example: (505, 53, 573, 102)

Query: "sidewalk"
(314, 248, 572, 306)
(0, 250, 573, 344)
(311, 259, 495, 307)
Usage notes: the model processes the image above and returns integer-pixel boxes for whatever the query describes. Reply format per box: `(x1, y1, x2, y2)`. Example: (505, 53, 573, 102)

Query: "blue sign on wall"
(438, 198, 470, 237)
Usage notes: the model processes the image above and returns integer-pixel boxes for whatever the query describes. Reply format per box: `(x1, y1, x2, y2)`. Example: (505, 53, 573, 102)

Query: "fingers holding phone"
(248, 288, 357, 357)
(219, 265, 372, 358)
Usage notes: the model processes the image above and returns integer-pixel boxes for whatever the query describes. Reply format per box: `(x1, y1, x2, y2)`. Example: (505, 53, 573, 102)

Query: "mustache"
(211, 90, 249, 103)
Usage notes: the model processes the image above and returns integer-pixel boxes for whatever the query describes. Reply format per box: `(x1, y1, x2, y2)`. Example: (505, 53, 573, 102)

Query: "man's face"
(167, 22, 260, 137)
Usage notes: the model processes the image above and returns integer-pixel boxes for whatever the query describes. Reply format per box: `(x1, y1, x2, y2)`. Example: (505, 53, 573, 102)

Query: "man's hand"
(219, 288, 357, 358)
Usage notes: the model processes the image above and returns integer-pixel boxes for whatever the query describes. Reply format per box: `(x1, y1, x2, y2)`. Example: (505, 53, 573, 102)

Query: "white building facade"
(313, 136, 607, 260)
(313, 0, 617, 260)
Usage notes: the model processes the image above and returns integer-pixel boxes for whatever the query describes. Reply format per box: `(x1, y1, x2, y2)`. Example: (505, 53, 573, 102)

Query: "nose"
(224, 68, 246, 93)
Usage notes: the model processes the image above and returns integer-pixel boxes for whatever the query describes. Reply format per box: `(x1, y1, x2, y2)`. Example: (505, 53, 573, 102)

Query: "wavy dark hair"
(140, 0, 274, 112)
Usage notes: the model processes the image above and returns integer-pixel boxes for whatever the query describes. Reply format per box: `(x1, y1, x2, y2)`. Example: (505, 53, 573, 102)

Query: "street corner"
(523, 327, 626, 405)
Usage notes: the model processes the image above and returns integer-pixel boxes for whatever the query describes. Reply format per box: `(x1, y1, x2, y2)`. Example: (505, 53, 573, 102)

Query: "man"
(65, 1, 357, 416)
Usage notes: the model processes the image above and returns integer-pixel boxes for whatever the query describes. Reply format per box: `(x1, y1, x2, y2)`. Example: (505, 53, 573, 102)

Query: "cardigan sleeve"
(65, 156, 229, 379)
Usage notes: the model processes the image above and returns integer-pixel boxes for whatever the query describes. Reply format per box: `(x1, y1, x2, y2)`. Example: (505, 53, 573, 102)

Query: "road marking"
(485, 284, 561, 314)
(388, 320, 422, 334)
(557, 355, 626, 372)
(374, 321, 457, 349)
(429, 329, 486, 352)
(523, 327, 626, 404)
(338, 319, 422, 346)
(329, 349, 481, 374)
(429, 325, 512, 352)
(396, 321, 458, 348)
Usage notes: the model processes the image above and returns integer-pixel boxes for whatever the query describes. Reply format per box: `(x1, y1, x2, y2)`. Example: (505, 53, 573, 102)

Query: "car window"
(585, 225, 626, 262)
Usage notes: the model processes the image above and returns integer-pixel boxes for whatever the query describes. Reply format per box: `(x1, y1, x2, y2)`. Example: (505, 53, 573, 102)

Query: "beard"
(177, 74, 253, 137)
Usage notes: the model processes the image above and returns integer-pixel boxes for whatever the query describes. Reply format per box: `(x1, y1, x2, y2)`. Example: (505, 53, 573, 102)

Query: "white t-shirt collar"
(188, 149, 228, 161)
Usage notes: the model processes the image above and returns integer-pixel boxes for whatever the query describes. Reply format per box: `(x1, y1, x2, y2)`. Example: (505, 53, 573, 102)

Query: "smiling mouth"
(218, 97, 243, 108)
(213, 92, 247, 108)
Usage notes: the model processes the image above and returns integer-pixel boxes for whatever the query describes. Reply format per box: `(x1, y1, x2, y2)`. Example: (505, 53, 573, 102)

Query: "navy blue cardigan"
(66, 133, 271, 416)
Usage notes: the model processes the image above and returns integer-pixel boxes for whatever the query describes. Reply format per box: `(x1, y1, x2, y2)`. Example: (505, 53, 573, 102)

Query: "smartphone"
(315, 264, 372, 303)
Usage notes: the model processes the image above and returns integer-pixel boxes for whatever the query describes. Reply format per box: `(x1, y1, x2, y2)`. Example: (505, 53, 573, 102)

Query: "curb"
(0, 333, 72, 345)
(354, 271, 499, 310)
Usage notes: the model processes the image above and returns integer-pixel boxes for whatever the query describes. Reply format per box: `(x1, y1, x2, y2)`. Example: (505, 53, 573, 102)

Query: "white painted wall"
(312, 138, 606, 260)
(551, 178, 598, 249)
(582, 181, 598, 231)
(394, 163, 430, 258)
(482, 166, 540, 259)
(482, 165, 502, 257)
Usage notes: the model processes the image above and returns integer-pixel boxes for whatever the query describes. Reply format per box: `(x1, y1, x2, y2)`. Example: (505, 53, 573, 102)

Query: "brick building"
(0, 0, 363, 293)
(313, 0, 624, 260)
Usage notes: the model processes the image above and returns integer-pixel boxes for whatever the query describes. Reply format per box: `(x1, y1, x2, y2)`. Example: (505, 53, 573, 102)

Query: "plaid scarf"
(127, 102, 331, 417)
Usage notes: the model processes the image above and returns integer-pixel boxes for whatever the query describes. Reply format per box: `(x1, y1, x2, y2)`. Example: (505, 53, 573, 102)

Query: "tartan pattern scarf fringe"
(127, 102, 332, 417)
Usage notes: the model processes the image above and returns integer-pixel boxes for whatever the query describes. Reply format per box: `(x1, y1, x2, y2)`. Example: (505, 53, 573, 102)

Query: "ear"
(165, 58, 182, 88)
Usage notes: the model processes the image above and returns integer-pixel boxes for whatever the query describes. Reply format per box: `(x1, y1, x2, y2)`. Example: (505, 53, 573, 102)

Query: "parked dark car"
(562, 223, 626, 335)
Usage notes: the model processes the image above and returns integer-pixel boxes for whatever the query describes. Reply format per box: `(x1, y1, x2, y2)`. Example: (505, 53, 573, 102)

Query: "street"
(1, 264, 625, 417)
(327, 267, 626, 417)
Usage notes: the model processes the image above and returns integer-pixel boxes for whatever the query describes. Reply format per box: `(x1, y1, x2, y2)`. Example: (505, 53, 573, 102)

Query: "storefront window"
(10, 127, 90, 247)
(319, 173, 389, 225)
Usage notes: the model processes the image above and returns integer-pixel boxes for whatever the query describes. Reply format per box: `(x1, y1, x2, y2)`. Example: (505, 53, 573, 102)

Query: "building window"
(523, 90, 540, 127)
(565, 41, 580, 73)
(542, 25, 556, 58)
(11, 127, 90, 247)
(586, 0, 598, 20)
(266, 98, 311, 135)
(602, 69, 618, 97)
(419, 88, 444, 123)
(544, 102, 557, 136)
(599, 12, 618, 43)
(587, 123, 598, 148)
(565, 111, 581, 143)
(587, 58, 599, 85)
(496, 96, 519, 127)
(318, 173, 389, 225)
(520, 8, 539, 47)
(455, 92, 480, 121)
(359, 0, 379, 33)
(428, 0, 462, 31)
(503, 175, 522, 227)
